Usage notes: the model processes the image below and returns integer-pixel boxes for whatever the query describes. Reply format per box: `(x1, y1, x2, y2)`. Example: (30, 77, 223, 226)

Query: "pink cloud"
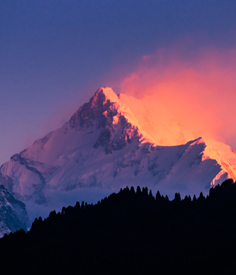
(119, 46, 236, 149)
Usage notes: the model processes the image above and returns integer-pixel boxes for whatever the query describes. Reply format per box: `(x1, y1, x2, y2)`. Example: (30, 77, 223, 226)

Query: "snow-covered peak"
(94, 87, 120, 105)
(68, 87, 115, 129)
(68, 87, 154, 144)
(1, 86, 236, 223)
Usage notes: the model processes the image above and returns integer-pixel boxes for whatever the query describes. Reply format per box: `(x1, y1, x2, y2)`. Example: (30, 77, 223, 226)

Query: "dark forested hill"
(1, 180, 236, 274)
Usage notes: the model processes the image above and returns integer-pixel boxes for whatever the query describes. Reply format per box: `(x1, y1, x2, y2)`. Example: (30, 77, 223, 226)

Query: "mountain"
(0, 176, 30, 237)
(0, 87, 235, 219)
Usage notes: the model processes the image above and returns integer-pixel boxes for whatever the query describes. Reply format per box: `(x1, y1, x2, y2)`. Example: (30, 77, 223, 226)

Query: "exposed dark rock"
(0, 185, 30, 236)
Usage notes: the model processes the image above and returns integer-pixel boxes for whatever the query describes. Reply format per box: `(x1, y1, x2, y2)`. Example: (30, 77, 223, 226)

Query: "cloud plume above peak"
(119, 47, 236, 149)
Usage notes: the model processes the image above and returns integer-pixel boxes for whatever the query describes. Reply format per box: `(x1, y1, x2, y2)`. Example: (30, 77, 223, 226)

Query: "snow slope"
(0, 87, 235, 219)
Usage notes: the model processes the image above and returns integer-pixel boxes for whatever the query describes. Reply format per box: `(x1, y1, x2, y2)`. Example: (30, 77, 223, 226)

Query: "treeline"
(1, 179, 236, 274)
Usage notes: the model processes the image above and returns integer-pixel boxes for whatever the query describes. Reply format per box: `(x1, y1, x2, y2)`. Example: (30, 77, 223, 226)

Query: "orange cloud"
(119, 47, 236, 149)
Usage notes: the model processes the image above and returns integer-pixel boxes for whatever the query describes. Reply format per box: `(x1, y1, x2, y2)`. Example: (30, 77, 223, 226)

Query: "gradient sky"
(1, 0, 236, 165)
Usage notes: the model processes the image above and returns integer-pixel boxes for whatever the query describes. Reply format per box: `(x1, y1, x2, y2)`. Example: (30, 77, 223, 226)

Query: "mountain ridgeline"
(1, 87, 236, 226)
(1, 179, 236, 274)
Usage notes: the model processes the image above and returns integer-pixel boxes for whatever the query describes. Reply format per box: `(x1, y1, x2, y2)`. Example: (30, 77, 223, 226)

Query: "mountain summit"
(0, 87, 235, 219)
(68, 87, 153, 153)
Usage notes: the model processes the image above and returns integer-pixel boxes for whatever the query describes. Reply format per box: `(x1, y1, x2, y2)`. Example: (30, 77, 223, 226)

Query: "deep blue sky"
(1, 0, 236, 164)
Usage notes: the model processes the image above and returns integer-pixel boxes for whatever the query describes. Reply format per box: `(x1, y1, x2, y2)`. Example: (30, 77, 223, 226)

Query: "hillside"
(1, 179, 236, 274)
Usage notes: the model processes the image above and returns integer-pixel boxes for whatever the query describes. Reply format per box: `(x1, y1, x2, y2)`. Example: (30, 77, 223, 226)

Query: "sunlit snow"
(1, 87, 235, 222)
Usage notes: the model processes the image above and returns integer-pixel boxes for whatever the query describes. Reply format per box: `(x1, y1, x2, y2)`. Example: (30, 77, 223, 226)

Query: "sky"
(1, 0, 236, 165)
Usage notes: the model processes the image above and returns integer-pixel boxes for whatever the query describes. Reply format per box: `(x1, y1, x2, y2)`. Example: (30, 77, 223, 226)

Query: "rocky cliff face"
(0, 180, 30, 237)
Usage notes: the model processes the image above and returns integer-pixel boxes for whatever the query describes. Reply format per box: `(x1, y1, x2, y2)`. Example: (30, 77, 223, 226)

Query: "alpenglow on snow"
(1, 87, 236, 220)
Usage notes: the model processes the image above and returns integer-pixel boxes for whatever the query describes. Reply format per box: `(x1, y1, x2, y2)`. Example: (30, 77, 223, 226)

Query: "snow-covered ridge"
(202, 139, 236, 185)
